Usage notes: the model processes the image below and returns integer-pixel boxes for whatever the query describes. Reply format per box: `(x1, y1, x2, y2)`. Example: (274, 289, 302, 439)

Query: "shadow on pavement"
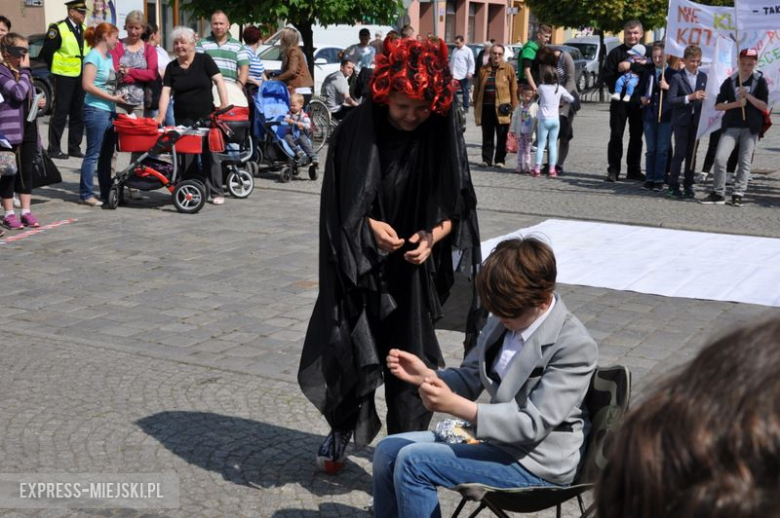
(272, 502, 371, 517)
(136, 411, 373, 497)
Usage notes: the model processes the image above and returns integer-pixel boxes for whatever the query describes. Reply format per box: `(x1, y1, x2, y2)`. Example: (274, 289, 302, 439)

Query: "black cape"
(298, 99, 482, 447)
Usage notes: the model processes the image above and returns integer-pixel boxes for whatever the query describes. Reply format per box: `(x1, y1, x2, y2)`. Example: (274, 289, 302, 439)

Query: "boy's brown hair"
(683, 45, 702, 59)
(475, 237, 557, 318)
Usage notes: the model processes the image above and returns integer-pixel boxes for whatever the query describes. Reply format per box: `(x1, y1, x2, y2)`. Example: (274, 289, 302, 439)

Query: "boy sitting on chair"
(372, 237, 599, 518)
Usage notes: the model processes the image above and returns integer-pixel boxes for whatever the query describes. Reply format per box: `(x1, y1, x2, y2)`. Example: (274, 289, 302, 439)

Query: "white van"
(564, 36, 621, 87)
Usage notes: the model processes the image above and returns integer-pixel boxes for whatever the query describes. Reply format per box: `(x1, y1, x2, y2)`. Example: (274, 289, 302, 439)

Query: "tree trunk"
(297, 20, 316, 92)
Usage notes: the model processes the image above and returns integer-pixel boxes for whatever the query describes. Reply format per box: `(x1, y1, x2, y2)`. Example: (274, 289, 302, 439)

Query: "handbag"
(143, 43, 163, 110)
(0, 149, 18, 177)
(144, 76, 163, 110)
(31, 149, 62, 188)
(760, 110, 772, 139)
(506, 132, 518, 154)
(498, 103, 513, 116)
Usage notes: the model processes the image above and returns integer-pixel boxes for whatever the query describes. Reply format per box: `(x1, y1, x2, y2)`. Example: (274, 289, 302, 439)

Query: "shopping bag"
(506, 132, 518, 154)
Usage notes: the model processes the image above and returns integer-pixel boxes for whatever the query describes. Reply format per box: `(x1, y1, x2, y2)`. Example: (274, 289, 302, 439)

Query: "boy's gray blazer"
(438, 296, 598, 485)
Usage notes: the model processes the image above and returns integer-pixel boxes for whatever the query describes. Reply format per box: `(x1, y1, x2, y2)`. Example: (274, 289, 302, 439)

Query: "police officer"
(39, 0, 90, 160)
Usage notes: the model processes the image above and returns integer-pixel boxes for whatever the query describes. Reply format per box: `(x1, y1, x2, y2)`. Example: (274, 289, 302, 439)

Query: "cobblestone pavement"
(0, 104, 778, 517)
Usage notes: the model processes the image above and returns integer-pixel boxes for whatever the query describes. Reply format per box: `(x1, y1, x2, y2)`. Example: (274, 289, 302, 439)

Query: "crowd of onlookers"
(463, 19, 771, 208)
(0, 7, 774, 240)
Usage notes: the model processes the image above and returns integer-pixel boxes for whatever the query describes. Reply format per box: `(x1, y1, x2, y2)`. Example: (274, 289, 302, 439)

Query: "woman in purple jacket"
(0, 33, 45, 230)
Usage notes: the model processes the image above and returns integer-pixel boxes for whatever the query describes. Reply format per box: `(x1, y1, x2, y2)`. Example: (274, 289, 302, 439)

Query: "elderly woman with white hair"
(156, 26, 229, 204)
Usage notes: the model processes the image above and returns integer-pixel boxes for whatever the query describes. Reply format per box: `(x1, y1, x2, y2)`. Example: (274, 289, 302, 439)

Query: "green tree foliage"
(524, 0, 669, 34)
(183, 0, 403, 77)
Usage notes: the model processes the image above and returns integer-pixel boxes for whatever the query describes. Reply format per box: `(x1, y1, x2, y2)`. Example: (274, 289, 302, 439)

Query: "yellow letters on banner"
(713, 13, 735, 31)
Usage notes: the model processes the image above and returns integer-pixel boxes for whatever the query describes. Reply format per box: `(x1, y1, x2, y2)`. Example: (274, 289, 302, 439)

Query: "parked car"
(507, 44, 523, 72)
(548, 44, 589, 92)
(564, 36, 621, 89)
(257, 45, 344, 95)
(27, 33, 54, 115)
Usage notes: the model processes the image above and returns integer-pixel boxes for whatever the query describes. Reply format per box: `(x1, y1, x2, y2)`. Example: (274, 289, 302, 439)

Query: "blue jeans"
(458, 78, 470, 110)
(536, 118, 560, 169)
(373, 431, 557, 518)
(643, 120, 672, 184)
(80, 105, 114, 201)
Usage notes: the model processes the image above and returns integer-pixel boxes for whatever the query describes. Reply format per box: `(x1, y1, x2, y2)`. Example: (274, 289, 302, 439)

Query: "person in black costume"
(298, 36, 482, 474)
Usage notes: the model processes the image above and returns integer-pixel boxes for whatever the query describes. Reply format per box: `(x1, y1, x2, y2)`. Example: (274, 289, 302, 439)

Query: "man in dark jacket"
(603, 20, 651, 182)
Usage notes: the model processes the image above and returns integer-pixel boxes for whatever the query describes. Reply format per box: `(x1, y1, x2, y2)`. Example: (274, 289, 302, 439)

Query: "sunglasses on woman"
(7, 47, 28, 58)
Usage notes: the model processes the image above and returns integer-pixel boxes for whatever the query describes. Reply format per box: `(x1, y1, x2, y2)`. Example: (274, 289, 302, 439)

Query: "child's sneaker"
(21, 213, 40, 228)
(531, 166, 541, 177)
(610, 92, 621, 101)
(548, 167, 558, 178)
(622, 94, 631, 102)
(2, 214, 23, 230)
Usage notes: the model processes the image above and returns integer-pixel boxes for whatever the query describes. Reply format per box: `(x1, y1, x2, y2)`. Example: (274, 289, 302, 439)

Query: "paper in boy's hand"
(434, 419, 480, 444)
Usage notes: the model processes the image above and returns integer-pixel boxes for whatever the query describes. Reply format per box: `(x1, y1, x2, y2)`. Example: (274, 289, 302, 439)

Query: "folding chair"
(450, 365, 632, 518)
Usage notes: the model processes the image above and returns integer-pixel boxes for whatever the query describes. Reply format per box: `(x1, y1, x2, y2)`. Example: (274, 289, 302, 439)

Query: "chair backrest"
(576, 365, 632, 484)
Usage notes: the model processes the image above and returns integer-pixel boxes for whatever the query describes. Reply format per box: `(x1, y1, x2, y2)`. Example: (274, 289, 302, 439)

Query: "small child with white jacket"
(509, 85, 539, 174)
(535, 69, 575, 177)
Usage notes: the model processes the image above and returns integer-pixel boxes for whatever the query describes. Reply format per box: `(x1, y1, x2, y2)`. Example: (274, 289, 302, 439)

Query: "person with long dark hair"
(298, 36, 482, 474)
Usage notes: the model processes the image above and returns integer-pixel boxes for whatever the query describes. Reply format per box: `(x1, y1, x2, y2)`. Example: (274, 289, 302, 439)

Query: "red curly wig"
(370, 37, 454, 115)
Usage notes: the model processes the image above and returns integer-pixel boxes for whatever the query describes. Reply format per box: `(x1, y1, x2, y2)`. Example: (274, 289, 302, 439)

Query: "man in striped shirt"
(196, 10, 250, 88)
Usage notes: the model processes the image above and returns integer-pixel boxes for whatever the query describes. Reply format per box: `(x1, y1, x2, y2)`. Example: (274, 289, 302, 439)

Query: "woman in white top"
(535, 68, 574, 177)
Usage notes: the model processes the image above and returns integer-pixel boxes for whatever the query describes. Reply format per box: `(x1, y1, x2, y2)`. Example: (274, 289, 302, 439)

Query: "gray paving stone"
(0, 105, 777, 517)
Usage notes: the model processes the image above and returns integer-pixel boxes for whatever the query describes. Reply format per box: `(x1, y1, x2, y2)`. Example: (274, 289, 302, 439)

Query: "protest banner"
(697, 36, 735, 139)
(735, 0, 780, 32)
(666, 0, 779, 109)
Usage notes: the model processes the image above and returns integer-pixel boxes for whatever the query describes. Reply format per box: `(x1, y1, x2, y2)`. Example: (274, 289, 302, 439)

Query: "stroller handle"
(213, 105, 235, 117)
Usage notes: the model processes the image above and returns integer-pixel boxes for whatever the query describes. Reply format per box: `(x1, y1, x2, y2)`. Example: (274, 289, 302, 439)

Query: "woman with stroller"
(155, 26, 228, 205)
(0, 32, 47, 229)
(80, 22, 124, 207)
(110, 10, 158, 199)
(276, 27, 314, 105)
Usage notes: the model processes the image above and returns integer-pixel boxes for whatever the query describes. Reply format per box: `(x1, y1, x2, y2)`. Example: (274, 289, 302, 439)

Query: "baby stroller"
(250, 80, 318, 183)
(211, 106, 255, 199)
(108, 106, 241, 214)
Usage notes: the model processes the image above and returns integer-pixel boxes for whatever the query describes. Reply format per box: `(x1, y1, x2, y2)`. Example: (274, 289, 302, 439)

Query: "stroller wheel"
(172, 180, 207, 214)
(247, 161, 259, 176)
(106, 187, 120, 210)
(227, 169, 255, 199)
(279, 166, 292, 183)
(308, 164, 318, 181)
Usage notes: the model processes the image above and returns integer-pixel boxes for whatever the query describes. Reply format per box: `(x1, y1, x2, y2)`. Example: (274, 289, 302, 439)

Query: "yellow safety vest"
(51, 21, 89, 77)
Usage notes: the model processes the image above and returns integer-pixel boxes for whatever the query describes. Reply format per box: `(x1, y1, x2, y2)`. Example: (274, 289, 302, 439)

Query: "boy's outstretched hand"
(387, 349, 436, 386)
(419, 376, 478, 422)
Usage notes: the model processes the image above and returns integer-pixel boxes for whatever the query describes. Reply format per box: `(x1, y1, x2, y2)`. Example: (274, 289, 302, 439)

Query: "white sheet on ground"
(481, 219, 780, 307)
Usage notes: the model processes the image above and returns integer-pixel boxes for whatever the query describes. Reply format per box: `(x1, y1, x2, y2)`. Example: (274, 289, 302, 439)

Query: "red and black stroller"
(107, 105, 253, 214)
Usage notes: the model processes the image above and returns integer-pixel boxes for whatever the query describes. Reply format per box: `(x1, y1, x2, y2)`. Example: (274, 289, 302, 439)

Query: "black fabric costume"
(298, 99, 482, 447)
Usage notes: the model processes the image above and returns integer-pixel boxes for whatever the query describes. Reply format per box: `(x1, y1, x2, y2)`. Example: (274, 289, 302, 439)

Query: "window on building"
(445, 0, 456, 42)
(468, 3, 476, 43)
